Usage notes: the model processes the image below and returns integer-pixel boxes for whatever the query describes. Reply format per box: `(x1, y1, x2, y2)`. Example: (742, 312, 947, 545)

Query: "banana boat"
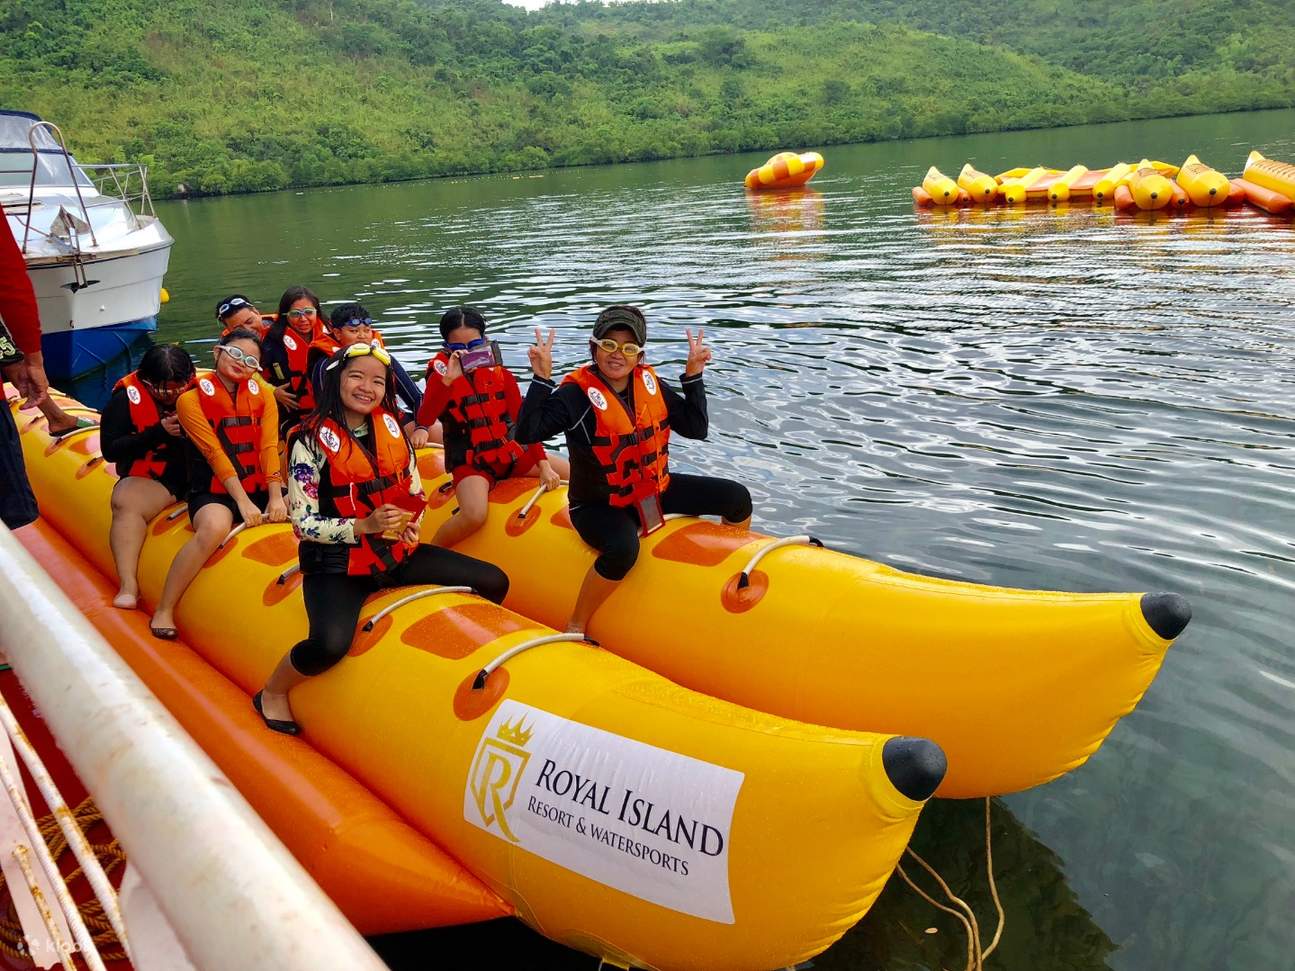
(1242, 150, 1295, 203)
(1128, 159, 1175, 210)
(12, 391, 943, 971)
(1092, 162, 1134, 204)
(1046, 164, 1089, 203)
(957, 163, 998, 203)
(995, 166, 1051, 205)
(402, 465, 1187, 799)
(744, 151, 825, 191)
(919, 166, 962, 206)
(1177, 154, 1231, 207)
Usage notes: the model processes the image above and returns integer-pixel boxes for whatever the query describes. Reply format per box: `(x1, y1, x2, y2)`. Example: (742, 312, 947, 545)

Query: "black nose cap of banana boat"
(1140, 592, 1192, 640)
(882, 737, 947, 801)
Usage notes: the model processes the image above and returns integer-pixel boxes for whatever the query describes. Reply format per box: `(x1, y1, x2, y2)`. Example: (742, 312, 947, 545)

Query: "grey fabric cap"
(592, 305, 647, 346)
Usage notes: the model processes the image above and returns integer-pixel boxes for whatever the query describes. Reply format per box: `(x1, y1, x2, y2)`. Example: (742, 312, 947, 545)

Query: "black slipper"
(253, 691, 300, 736)
(149, 626, 178, 641)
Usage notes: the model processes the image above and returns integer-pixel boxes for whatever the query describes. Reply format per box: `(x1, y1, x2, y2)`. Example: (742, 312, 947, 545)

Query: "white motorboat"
(1, 109, 173, 378)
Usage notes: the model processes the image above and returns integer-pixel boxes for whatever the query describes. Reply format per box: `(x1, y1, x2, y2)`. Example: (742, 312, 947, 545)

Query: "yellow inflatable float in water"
(1177, 154, 1231, 207)
(13, 391, 943, 971)
(957, 163, 999, 203)
(1243, 150, 1295, 203)
(744, 151, 824, 191)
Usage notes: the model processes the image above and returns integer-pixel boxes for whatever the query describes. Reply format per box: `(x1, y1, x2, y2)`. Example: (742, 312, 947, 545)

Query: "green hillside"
(2, 0, 1291, 197)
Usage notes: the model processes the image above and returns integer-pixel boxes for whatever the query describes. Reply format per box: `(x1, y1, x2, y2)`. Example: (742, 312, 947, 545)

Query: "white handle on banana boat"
(737, 534, 824, 589)
(472, 633, 592, 690)
(361, 585, 476, 632)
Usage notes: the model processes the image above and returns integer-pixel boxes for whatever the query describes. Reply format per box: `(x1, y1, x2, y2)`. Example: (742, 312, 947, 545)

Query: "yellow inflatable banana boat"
(1177, 154, 1231, 207)
(919, 166, 962, 205)
(1243, 150, 1295, 203)
(1128, 159, 1175, 210)
(957, 163, 998, 203)
(402, 458, 1190, 800)
(14, 392, 942, 971)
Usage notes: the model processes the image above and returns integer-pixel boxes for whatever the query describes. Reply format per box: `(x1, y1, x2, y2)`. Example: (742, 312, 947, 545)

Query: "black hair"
(438, 306, 487, 343)
(298, 346, 400, 448)
(215, 293, 256, 322)
(277, 285, 322, 322)
(329, 302, 371, 330)
(218, 327, 263, 349)
(137, 344, 196, 385)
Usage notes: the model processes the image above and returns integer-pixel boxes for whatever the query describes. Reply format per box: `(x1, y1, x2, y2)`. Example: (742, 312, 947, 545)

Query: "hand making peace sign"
(684, 327, 712, 377)
(529, 327, 555, 380)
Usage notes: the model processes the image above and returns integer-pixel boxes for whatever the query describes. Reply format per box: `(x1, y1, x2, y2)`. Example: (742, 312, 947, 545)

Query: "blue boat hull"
(41, 317, 157, 380)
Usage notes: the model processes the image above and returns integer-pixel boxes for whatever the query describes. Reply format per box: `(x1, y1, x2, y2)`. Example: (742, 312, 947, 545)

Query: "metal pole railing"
(0, 526, 386, 971)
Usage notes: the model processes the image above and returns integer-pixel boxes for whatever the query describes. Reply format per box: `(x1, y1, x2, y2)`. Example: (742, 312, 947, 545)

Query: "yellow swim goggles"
(326, 340, 391, 370)
(591, 337, 645, 357)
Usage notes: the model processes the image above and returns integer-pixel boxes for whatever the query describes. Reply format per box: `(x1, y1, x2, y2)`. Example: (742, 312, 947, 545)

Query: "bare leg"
(150, 503, 233, 634)
(259, 652, 309, 723)
(109, 477, 175, 609)
(39, 397, 78, 435)
(431, 474, 490, 548)
(565, 565, 621, 636)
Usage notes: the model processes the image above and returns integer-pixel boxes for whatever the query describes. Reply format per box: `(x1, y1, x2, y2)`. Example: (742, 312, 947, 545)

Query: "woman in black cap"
(514, 305, 751, 635)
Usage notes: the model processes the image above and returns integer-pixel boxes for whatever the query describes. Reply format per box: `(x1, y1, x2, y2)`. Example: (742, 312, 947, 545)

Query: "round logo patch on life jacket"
(199, 378, 216, 397)
(319, 426, 341, 454)
(283, 332, 299, 352)
(433, 359, 448, 376)
(586, 387, 608, 411)
(247, 379, 260, 396)
(125, 384, 141, 406)
(641, 370, 658, 396)
(383, 414, 401, 438)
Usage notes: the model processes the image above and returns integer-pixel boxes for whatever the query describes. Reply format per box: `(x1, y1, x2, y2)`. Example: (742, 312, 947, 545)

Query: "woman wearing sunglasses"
(515, 305, 752, 636)
(305, 302, 434, 448)
(417, 306, 569, 548)
(148, 328, 288, 639)
(253, 340, 508, 734)
(260, 285, 325, 428)
(100, 344, 197, 611)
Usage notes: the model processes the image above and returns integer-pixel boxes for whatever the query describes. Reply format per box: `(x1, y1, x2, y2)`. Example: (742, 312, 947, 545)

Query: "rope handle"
(276, 564, 300, 586)
(515, 479, 569, 520)
(736, 534, 823, 589)
(46, 422, 100, 448)
(361, 586, 475, 632)
(165, 505, 188, 522)
(471, 633, 593, 690)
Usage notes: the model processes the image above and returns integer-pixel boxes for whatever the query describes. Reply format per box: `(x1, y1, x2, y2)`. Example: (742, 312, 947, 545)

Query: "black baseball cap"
(592, 305, 647, 346)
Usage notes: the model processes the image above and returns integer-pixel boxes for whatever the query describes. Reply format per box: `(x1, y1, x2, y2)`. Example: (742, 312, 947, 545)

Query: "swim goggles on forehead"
(326, 340, 392, 369)
(445, 337, 488, 352)
(217, 296, 252, 318)
(215, 344, 261, 371)
(333, 316, 374, 331)
(591, 337, 645, 357)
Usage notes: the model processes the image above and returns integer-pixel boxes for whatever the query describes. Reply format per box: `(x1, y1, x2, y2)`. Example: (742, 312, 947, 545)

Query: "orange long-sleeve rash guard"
(176, 381, 282, 487)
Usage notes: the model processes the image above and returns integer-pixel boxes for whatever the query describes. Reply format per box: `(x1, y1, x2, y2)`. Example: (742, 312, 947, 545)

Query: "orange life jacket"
(275, 322, 322, 411)
(428, 351, 526, 473)
(194, 370, 268, 495)
(113, 371, 167, 480)
(562, 364, 670, 507)
(314, 407, 417, 576)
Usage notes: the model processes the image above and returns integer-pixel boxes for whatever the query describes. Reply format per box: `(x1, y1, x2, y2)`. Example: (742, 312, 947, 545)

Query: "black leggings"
(569, 473, 752, 581)
(289, 544, 509, 676)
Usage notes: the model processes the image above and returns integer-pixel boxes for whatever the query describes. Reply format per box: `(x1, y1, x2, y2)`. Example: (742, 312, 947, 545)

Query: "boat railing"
(82, 163, 158, 221)
(0, 524, 387, 970)
(21, 121, 98, 252)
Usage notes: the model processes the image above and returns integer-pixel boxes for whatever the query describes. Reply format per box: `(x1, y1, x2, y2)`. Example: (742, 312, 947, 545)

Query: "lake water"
(142, 108, 1295, 970)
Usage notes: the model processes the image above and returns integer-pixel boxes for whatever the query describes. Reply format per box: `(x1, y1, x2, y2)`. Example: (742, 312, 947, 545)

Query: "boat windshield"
(0, 112, 93, 190)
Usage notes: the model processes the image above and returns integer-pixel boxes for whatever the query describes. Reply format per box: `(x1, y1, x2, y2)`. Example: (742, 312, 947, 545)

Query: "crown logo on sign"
(496, 719, 533, 747)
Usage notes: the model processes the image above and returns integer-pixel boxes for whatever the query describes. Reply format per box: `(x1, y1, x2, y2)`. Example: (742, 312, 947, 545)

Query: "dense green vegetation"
(2, 0, 1292, 197)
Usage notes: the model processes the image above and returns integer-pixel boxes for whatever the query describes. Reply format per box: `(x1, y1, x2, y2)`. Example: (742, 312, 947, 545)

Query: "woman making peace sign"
(514, 305, 752, 636)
